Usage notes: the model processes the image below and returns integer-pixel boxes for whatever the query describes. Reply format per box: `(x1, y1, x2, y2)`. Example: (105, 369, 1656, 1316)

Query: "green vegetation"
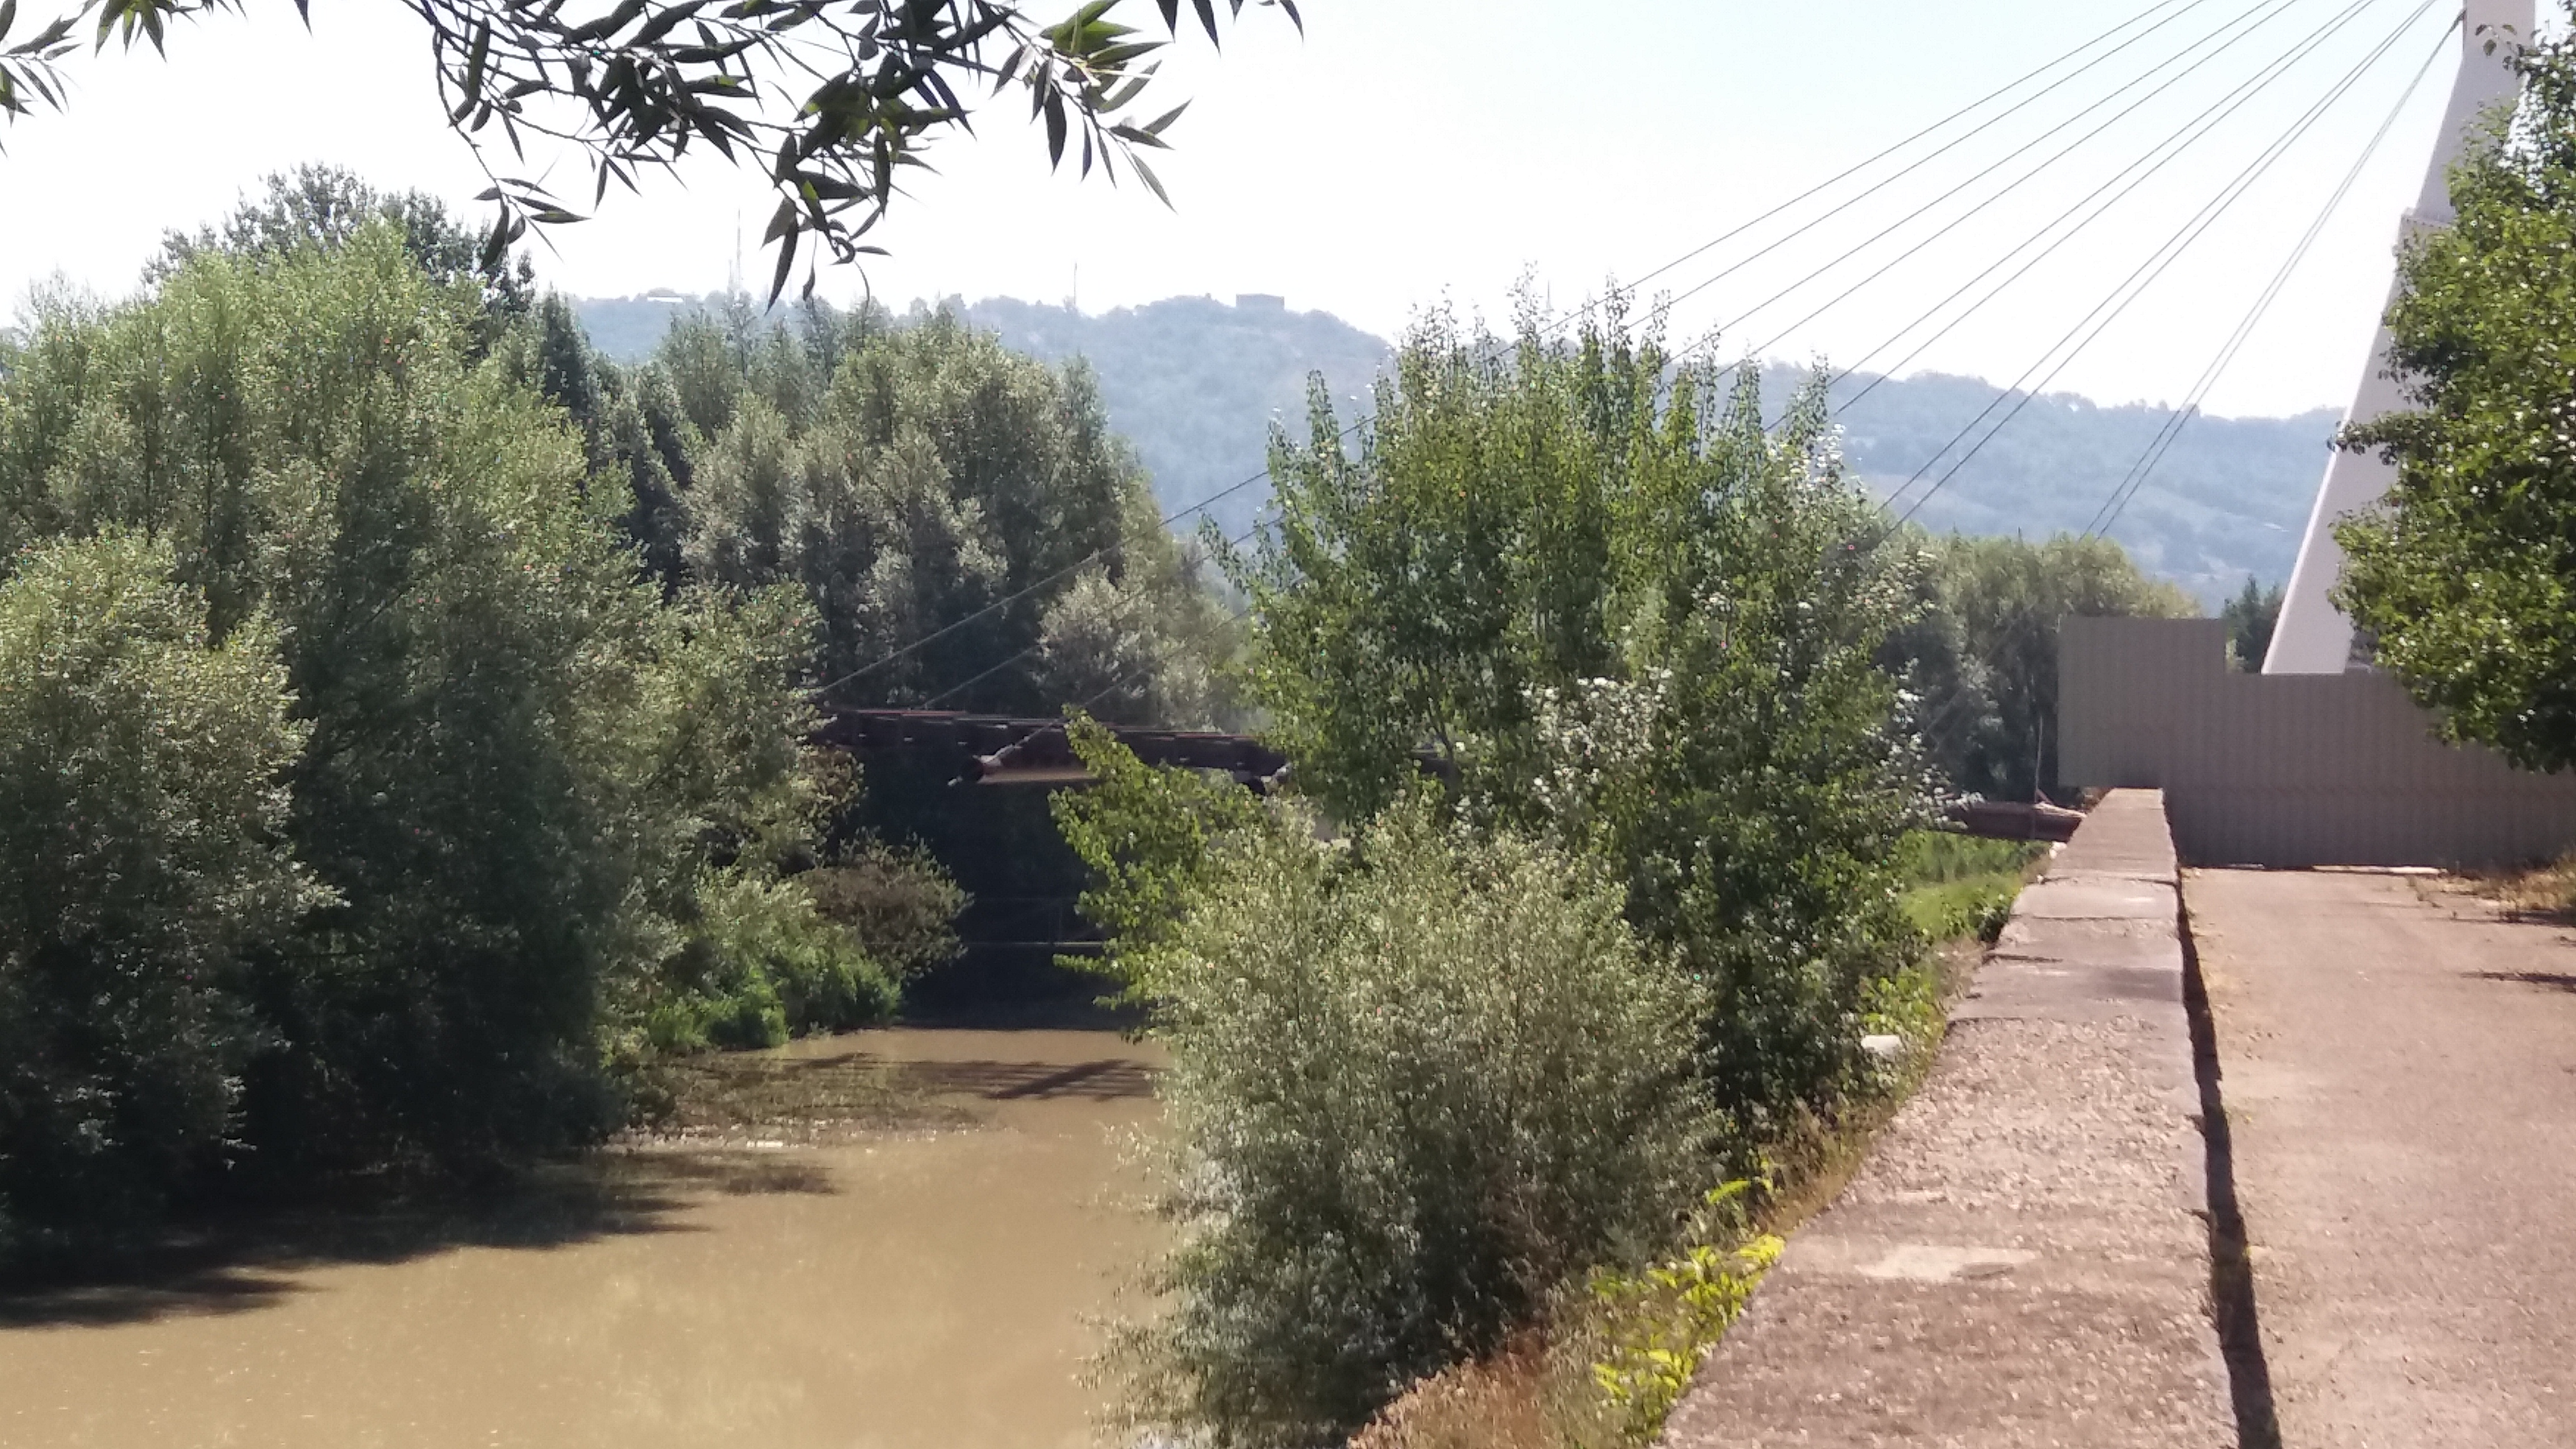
(1894, 831, 2048, 942)
(2334, 6, 2576, 773)
(1890, 533, 2198, 803)
(0, 169, 1282, 1261)
(585, 302, 2328, 605)
(1581, 1213, 1784, 1442)
(1337, 828, 2021, 1449)
(624, 297, 1231, 723)
(1345, 1184, 1784, 1449)
(580, 290, 1397, 555)
(1060, 305, 1966, 1446)
(1103, 792, 1716, 1447)
(2222, 576, 2285, 672)
(0, 534, 321, 1259)
(0, 220, 852, 1236)
(1237, 307, 1931, 1126)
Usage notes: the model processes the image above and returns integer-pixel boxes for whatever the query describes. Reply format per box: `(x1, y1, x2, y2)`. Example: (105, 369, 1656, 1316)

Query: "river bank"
(0, 1027, 1164, 1449)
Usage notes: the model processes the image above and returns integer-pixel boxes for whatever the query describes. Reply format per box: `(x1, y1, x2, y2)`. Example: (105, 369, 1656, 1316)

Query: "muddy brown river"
(0, 1028, 1167, 1449)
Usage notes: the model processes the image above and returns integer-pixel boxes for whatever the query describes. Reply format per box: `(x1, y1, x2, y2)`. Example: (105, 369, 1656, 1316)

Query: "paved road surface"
(2190, 869, 2576, 1448)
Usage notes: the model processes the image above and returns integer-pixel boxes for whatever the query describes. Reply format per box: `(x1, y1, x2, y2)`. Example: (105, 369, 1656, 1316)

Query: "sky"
(0, 0, 2546, 416)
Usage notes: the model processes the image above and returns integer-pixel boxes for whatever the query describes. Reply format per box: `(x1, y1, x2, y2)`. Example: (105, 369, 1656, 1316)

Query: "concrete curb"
(1661, 789, 2237, 1448)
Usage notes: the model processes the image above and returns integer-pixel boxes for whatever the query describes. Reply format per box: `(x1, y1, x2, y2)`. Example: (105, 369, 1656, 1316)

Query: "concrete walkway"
(2190, 869, 2576, 1448)
(1664, 791, 2233, 1447)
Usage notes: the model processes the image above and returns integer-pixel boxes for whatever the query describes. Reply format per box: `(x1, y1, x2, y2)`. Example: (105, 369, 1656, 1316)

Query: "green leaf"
(627, 0, 708, 49)
(1086, 40, 1158, 71)
(766, 218, 798, 305)
(1129, 151, 1169, 207)
(452, 21, 492, 122)
(992, 40, 1028, 90)
(480, 208, 515, 272)
(759, 193, 797, 243)
(562, 0, 649, 43)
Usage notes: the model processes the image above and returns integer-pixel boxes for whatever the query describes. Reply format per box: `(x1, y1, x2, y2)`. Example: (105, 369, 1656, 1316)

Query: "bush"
(650, 873, 899, 1053)
(0, 534, 320, 1255)
(800, 842, 967, 982)
(1893, 831, 2044, 944)
(1234, 306, 1932, 1135)
(1113, 793, 1714, 1448)
(1892, 829, 2047, 884)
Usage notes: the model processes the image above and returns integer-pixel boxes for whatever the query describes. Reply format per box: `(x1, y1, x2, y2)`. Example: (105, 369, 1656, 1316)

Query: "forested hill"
(575, 293, 2338, 605)
(955, 295, 1392, 540)
(1818, 369, 2338, 605)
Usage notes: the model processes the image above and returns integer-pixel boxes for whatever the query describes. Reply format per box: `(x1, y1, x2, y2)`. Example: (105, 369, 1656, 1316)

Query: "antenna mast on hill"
(2266, 0, 2535, 673)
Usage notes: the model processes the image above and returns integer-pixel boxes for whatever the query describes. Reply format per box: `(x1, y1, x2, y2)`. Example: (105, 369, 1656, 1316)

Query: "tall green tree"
(490, 291, 700, 593)
(0, 224, 856, 1179)
(2222, 576, 2283, 672)
(153, 165, 535, 330)
(1890, 534, 2197, 802)
(674, 302, 1229, 723)
(2335, 11, 2576, 771)
(0, 533, 320, 1256)
(1232, 305, 1930, 1124)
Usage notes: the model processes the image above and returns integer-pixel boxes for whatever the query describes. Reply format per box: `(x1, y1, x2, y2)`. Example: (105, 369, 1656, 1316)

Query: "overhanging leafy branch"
(3, 0, 1295, 300)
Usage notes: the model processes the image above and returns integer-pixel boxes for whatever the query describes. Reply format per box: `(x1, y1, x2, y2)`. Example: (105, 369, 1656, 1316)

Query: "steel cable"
(798, 1, 2242, 702)
(1880, 0, 2443, 534)
(1812, 0, 2394, 422)
(2086, 18, 2452, 539)
(1663, 0, 2323, 343)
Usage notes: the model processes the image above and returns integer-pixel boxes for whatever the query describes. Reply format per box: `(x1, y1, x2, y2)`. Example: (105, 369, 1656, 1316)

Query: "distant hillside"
(574, 293, 2334, 605)
(955, 295, 1392, 540)
(573, 290, 708, 362)
(1814, 368, 2336, 605)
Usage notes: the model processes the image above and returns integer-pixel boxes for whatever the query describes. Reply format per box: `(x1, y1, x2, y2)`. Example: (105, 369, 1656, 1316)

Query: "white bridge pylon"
(2266, 0, 2535, 674)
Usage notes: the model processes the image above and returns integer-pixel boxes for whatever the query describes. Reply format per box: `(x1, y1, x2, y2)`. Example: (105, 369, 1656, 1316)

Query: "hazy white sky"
(0, 0, 2537, 414)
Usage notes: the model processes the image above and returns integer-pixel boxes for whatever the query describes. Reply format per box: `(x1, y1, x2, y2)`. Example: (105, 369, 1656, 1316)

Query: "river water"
(0, 1028, 1167, 1449)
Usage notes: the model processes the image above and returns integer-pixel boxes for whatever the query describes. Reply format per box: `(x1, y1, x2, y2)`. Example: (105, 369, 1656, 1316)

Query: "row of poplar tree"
(0, 169, 1222, 1264)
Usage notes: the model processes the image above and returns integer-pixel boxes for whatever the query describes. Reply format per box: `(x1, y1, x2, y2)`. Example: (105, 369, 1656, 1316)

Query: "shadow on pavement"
(2182, 895, 2283, 1449)
(2471, 970, 2576, 993)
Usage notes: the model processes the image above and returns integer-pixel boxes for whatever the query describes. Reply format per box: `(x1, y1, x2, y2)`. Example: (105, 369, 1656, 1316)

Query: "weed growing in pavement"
(2460, 852, 2576, 922)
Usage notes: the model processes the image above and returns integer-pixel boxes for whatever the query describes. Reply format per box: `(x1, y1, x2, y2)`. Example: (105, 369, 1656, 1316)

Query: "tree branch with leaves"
(0, 0, 1295, 300)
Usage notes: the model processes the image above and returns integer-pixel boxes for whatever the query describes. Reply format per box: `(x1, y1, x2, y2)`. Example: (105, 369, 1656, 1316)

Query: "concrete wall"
(2058, 617, 2576, 867)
